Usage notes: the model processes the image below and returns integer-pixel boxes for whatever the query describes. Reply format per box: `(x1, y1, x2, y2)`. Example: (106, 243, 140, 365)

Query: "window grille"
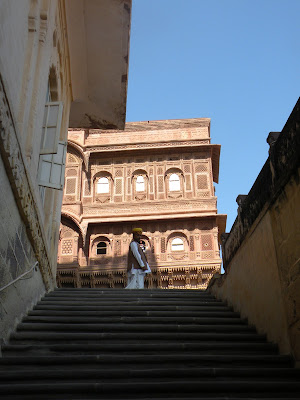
(84, 179, 91, 196)
(115, 178, 123, 195)
(65, 177, 77, 195)
(201, 235, 213, 251)
(197, 174, 208, 190)
(190, 236, 195, 251)
(158, 176, 164, 192)
(185, 175, 192, 191)
(195, 163, 207, 173)
(62, 239, 73, 255)
(149, 176, 154, 193)
(161, 237, 166, 253)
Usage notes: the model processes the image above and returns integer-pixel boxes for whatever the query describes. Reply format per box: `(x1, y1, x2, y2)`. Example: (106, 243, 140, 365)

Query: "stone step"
(47, 291, 216, 298)
(22, 315, 247, 325)
(2, 288, 298, 399)
(10, 331, 268, 343)
(1, 366, 299, 380)
(0, 354, 293, 368)
(34, 304, 231, 311)
(16, 322, 256, 333)
(53, 288, 209, 293)
(3, 398, 300, 400)
(2, 397, 300, 400)
(1, 380, 300, 397)
(2, 341, 278, 356)
(2, 396, 299, 400)
(39, 298, 224, 305)
(28, 309, 239, 317)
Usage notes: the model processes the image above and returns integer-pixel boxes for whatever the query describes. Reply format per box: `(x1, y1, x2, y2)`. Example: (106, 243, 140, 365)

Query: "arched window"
(97, 177, 109, 194)
(171, 238, 184, 251)
(97, 241, 107, 255)
(136, 175, 145, 192)
(169, 173, 180, 191)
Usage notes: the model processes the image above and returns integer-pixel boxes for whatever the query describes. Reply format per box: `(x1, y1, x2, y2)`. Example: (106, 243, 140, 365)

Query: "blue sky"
(126, 0, 300, 231)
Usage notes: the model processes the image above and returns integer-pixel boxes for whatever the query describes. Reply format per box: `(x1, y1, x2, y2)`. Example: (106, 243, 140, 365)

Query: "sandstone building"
(0, 0, 131, 342)
(57, 119, 227, 289)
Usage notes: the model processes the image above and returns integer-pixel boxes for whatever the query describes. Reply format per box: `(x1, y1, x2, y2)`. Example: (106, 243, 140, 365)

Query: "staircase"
(1, 288, 299, 399)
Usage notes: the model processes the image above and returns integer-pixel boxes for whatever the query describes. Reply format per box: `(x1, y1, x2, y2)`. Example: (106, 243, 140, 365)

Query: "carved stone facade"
(57, 120, 227, 289)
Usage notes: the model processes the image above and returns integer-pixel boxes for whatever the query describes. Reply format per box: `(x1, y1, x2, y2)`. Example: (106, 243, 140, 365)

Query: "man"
(126, 228, 151, 289)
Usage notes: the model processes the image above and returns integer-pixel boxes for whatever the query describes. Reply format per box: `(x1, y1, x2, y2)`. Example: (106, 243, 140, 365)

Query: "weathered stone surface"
(209, 99, 300, 363)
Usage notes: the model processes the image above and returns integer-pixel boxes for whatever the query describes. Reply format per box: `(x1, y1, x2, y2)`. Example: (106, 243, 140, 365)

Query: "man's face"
(133, 232, 141, 241)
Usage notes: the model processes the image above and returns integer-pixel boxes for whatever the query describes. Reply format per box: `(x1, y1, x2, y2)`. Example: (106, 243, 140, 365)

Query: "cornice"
(80, 199, 218, 223)
(88, 118, 210, 133)
(86, 140, 214, 153)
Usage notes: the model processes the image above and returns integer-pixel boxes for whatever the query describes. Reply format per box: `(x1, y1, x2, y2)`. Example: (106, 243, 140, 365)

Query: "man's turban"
(132, 228, 143, 233)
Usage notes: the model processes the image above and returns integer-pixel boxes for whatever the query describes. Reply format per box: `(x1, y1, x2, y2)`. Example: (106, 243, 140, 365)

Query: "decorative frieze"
(87, 140, 211, 153)
(57, 264, 218, 290)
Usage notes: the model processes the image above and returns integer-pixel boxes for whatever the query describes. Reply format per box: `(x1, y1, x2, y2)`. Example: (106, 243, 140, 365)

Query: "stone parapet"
(57, 263, 220, 290)
(222, 99, 300, 270)
(209, 98, 300, 364)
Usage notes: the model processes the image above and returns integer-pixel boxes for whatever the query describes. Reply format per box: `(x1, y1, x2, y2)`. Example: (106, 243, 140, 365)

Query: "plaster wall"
(0, 0, 71, 343)
(0, 0, 30, 121)
(0, 0, 71, 266)
(210, 209, 290, 354)
(0, 156, 45, 343)
(270, 167, 300, 361)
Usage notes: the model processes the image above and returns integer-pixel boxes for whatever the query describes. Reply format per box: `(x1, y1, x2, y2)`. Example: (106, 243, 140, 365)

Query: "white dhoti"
(125, 264, 151, 289)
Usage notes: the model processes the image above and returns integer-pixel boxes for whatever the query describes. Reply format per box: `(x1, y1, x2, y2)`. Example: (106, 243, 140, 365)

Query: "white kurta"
(125, 241, 151, 289)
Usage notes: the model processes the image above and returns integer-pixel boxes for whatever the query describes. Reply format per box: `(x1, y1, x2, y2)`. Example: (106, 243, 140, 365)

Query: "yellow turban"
(132, 228, 143, 233)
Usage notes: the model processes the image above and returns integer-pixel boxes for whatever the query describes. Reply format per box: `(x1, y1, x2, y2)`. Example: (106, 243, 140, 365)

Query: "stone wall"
(0, 156, 45, 342)
(209, 99, 300, 363)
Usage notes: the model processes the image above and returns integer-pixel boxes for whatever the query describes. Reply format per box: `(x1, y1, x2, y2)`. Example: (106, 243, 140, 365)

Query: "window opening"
(136, 175, 145, 192)
(171, 238, 184, 251)
(169, 173, 180, 191)
(97, 242, 107, 255)
(97, 177, 109, 194)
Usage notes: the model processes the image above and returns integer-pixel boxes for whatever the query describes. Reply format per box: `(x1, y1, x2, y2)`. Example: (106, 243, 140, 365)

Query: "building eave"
(65, 0, 131, 129)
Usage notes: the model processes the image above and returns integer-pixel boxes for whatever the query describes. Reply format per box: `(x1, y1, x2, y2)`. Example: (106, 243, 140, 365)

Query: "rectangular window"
(40, 101, 63, 154)
(38, 141, 67, 190)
